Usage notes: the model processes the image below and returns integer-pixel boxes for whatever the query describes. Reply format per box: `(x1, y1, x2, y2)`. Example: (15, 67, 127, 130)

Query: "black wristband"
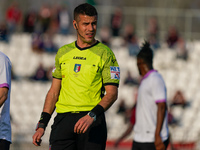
(38, 112, 51, 127)
(36, 122, 46, 131)
(91, 105, 104, 117)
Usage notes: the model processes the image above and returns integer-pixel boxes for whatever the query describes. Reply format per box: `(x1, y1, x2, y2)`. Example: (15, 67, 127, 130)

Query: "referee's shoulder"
(97, 41, 110, 49)
(96, 41, 113, 54)
(57, 42, 76, 53)
(60, 41, 75, 50)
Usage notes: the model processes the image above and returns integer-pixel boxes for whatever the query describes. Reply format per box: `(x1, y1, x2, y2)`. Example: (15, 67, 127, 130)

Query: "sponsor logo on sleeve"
(110, 66, 120, 79)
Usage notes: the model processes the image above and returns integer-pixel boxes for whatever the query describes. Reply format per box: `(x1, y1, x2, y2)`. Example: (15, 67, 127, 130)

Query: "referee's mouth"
(86, 33, 95, 38)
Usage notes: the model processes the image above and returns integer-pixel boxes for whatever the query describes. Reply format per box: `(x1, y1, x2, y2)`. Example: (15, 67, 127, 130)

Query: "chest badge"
(74, 64, 81, 73)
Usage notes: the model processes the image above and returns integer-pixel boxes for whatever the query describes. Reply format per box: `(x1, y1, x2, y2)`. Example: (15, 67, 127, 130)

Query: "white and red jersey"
(133, 70, 169, 143)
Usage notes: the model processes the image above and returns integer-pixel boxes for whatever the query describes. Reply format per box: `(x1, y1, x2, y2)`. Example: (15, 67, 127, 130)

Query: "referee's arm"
(42, 78, 61, 114)
(74, 85, 118, 134)
(99, 85, 118, 111)
(32, 78, 61, 146)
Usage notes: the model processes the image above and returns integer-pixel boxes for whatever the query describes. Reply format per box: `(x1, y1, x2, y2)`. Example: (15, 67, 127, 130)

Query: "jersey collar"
(141, 69, 157, 81)
(75, 40, 99, 50)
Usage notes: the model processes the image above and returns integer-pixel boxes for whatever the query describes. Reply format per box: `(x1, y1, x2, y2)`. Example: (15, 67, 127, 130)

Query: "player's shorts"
(49, 111, 107, 150)
(132, 137, 169, 150)
(0, 139, 11, 150)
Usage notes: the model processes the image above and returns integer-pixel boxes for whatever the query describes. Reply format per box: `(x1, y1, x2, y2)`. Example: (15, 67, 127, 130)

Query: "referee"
(32, 3, 120, 150)
(132, 41, 169, 150)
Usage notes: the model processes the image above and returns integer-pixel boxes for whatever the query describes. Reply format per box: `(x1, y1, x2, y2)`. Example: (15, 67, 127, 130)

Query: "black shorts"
(0, 139, 11, 150)
(49, 112, 107, 150)
(132, 137, 169, 150)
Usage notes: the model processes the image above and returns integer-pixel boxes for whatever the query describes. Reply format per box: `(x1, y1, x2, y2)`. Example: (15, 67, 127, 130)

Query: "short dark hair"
(74, 3, 98, 20)
(137, 41, 153, 66)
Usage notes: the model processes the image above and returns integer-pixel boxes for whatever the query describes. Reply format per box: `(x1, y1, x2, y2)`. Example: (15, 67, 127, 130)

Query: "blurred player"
(32, 3, 120, 150)
(0, 51, 12, 150)
(132, 41, 169, 150)
(114, 105, 136, 147)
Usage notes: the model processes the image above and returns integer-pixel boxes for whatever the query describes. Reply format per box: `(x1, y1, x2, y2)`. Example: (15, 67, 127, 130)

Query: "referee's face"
(74, 14, 97, 46)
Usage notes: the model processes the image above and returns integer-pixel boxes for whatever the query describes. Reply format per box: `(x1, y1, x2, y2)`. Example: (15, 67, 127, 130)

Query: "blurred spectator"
(114, 104, 136, 147)
(124, 70, 139, 86)
(30, 63, 48, 81)
(23, 10, 38, 33)
(11, 66, 18, 80)
(0, 22, 9, 43)
(99, 26, 111, 47)
(43, 32, 57, 53)
(39, 4, 51, 33)
(6, 1, 22, 33)
(123, 24, 139, 56)
(168, 108, 179, 126)
(111, 7, 123, 36)
(58, 6, 70, 35)
(170, 90, 189, 108)
(147, 17, 160, 50)
(117, 87, 138, 124)
(166, 26, 188, 60)
(176, 38, 188, 61)
(48, 5, 60, 34)
(166, 26, 179, 48)
(31, 32, 44, 53)
(46, 66, 53, 81)
(117, 99, 134, 124)
(117, 99, 127, 114)
(32, 31, 57, 54)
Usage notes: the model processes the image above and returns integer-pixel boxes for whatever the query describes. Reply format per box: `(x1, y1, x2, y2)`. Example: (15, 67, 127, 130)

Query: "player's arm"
(115, 105, 136, 147)
(0, 87, 9, 107)
(74, 85, 118, 134)
(32, 78, 61, 146)
(155, 102, 166, 150)
(114, 123, 134, 147)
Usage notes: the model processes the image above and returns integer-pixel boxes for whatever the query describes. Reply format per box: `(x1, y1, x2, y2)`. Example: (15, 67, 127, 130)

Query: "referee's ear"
(73, 20, 77, 30)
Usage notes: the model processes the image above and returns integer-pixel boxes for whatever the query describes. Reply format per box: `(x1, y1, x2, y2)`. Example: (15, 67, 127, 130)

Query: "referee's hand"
(32, 128, 44, 146)
(74, 115, 94, 134)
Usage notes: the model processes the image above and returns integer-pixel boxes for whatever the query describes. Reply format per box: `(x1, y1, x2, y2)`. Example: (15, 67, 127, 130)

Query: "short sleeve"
(151, 75, 166, 103)
(52, 51, 62, 79)
(102, 50, 120, 87)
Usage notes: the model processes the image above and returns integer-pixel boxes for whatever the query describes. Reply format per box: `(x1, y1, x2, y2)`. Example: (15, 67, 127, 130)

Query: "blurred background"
(1, 0, 200, 149)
